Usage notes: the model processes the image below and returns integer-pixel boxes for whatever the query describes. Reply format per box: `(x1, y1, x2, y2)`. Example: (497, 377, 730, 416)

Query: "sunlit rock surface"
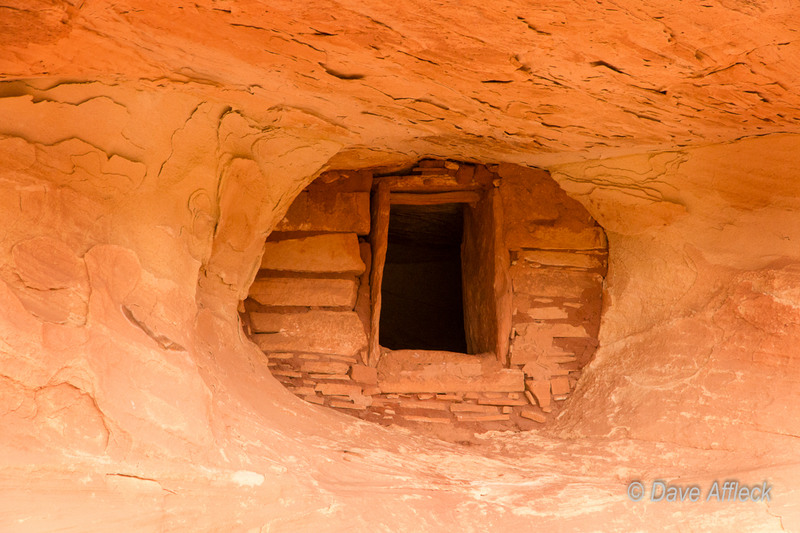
(1, 1, 800, 531)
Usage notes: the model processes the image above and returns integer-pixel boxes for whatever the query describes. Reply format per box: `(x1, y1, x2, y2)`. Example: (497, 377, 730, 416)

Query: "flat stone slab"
(510, 266, 603, 299)
(249, 277, 357, 308)
(506, 226, 607, 251)
(315, 382, 362, 396)
(377, 350, 524, 393)
(301, 361, 351, 374)
(510, 325, 574, 365)
(522, 306, 570, 320)
(526, 379, 551, 410)
(350, 364, 378, 385)
(261, 233, 365, 274)
(519, 250, 605, 269)
(275, 191, 370, 234)
(251, 311, 367, 356)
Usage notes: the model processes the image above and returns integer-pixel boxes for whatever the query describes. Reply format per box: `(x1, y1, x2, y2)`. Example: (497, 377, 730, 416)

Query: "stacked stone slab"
(497, 164, 608, 421)
(242, 170, 374, 410)
(242, 162, 608, 436)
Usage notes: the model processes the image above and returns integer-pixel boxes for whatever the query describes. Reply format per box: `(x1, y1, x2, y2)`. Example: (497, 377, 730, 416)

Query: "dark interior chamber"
(379, 203, 467, 352)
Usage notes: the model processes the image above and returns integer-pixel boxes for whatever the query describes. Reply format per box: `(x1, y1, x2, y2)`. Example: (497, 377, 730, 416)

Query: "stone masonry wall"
(497, 164, 608, 420)
(242, 161, 607, 436)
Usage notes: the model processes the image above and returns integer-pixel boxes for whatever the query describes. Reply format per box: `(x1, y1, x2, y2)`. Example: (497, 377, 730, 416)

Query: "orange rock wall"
(2, 83, 800, 531)
(551, 136, 800, 454)
(3, 2, 800, 530)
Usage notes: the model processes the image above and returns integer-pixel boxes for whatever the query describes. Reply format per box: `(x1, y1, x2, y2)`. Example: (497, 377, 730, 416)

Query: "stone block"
(275, 191, 370, 234)
(326, 354, 359, 364)
(506, 226, 607, 251)
(248, 277, 357, 308)
(301, 361, 351, 374)
(510, 324, 576, 365)
(329, 400, 367, 410)
(271, 369, 302, 378)
(303, 395, 325, 405)
(308, 169, 373, 192)
(543, 355, 577, 364)
(519, 407, 547, 423)
(550, 376, 571, 395)
(377, 350, 524, 393)
(454, 413, 510, 422)
(308, 373, 351, 380)
(539, 323, 589, 338)
(477, 397, 528, 406)
(510, 331, 552, 365)
(522, 362, 550, 381)
(499, 167, 561, 225)
(251, 311, 367, 356)
(522, 306, 569, 320)
(511, 266, 603, 299)
(526, 379, 551, 410)
(315, 382, 363, 396)
(397, 399, 449, 411)
(519, 250, 605, 269)
(351, 394, 374, 407)
(261, 233, 366, 274)
(350, 364, 378, 385)
(402, 415, 451, 424)
(524, 390, 536, 406)
(449, 404, 500, 413)
(547, 366, 572, 377)
(369, 398, 394, 407)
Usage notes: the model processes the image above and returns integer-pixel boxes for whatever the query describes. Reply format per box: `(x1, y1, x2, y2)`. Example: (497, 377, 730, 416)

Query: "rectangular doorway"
(368, 184, 507, 366)
(379, 203, 467, 352)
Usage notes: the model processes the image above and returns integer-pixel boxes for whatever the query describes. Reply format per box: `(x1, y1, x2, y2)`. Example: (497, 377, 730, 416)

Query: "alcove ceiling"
(3, 0, 799, 166)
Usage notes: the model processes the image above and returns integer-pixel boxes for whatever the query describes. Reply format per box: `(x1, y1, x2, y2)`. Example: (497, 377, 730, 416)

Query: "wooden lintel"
(373, 175, 481, 192)
(492, 188, 512, 365)
(390, 191, 481, 205)
(368, 182, 391, 368)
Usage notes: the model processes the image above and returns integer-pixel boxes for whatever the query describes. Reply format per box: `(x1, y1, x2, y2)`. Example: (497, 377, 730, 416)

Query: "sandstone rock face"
(2, 2, 800, 532)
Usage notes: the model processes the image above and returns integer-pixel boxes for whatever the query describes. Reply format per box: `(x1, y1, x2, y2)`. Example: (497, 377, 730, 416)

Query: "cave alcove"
(240, 159, 608, 439)
(5, 6, 800, 528)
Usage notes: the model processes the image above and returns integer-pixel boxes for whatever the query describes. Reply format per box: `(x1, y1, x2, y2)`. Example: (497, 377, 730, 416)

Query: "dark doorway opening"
(379, 203, 467, 352)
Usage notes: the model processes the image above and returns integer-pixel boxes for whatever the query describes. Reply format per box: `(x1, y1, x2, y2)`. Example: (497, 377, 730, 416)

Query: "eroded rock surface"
(2, 2, 800, 531)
